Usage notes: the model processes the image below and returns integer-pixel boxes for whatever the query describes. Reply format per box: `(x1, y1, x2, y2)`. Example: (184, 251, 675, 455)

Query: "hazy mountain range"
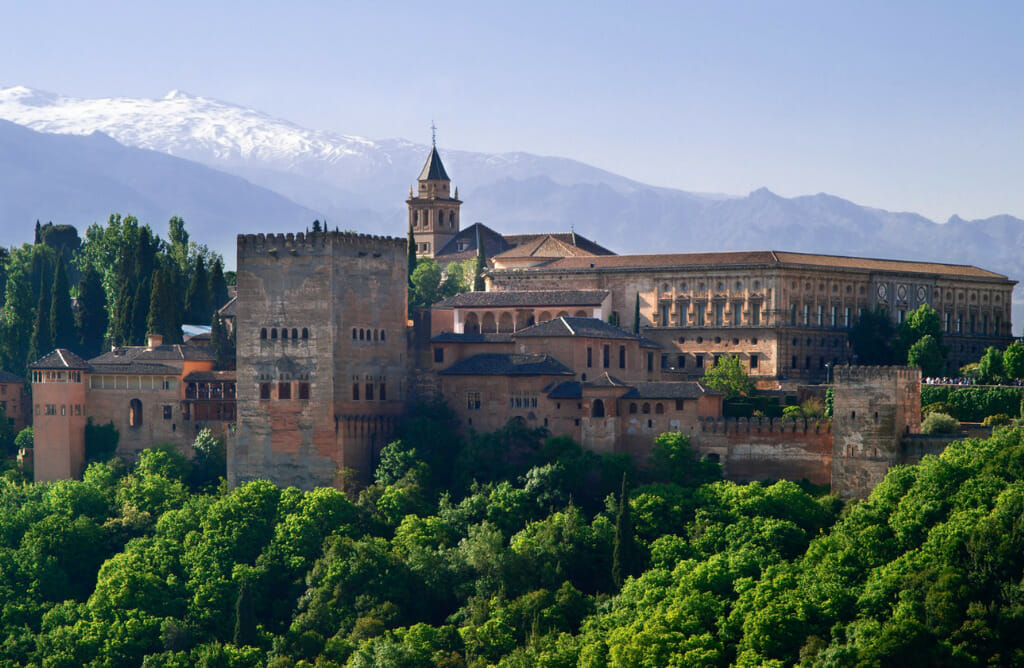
(0, 85, 1021, 331)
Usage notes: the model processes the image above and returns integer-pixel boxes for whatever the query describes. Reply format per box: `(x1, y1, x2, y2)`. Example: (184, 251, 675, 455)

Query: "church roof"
(492, 235, 598, 261)
(435, 223, 513, 262)
(29, 349, 91, 370)
(434, 224, 615, 264)
(502, 232, 614, 257)
(439, 353, 574, 376)
(435, 290, 609, 309)
(520, 249, 1011, 280)
(418, 146, 451, 181)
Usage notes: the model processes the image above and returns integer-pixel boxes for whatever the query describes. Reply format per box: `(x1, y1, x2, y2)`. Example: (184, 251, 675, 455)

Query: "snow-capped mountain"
(1, 85, 1022, 332)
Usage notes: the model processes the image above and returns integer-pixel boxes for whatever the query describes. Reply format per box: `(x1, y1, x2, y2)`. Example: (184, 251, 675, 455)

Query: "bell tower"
(407, 129, 461, 258)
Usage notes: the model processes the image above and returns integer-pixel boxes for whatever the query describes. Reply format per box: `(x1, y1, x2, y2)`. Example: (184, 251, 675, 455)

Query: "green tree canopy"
(75, 265, 108, 359)
(1001, 341, 1024, 381)
(848, 308, 897, 365)
(907, 334, 945, 377)
(49, 258, 76, 351)
(702, 354, 754, 398)
(977, 346, 1005, 384)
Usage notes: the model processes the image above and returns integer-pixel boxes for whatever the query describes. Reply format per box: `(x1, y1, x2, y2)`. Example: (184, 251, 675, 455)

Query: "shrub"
(922, 402, 954, 418)
(921, 412, 960, 434)
(920, 386, 1022, 422)
(982, 414, 1012, 427)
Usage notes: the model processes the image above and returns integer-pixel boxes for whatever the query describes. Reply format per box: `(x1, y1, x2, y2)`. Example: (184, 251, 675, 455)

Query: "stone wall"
(691, 417, 833, 486)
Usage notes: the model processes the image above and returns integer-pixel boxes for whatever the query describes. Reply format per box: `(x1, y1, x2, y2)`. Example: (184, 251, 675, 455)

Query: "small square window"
(434, 347, 444, 363)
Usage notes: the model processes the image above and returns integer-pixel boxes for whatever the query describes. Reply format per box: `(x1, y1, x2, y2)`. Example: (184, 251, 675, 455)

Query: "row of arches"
(411, 209, 457, 229)
(352, 328, 387, 343)
(260, 327, 309, 341)
(462, 309, 588, 334)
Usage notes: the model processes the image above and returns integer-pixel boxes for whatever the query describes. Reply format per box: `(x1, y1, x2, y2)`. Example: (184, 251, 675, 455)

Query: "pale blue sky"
(5, 1, 1024, 222)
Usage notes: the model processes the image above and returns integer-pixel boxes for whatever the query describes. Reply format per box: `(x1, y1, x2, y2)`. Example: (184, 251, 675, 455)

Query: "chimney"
(147, 334, 164, 349)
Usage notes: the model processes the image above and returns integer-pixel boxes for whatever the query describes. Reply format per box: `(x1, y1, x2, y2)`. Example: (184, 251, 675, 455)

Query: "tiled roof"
(492, 235, 598, 260)
(514, 317, 654, 344)
(418, 146, 451, 181)
(503, 232, 614, 257)
(586, 372, 630, 387)
(435, 223, 513, 261)
(439, 353, 575, 376)
(183, 370, 237, 383)
(218, 296, 237, 317)
(547, 381, 582, 399)
(0, 369, 24, 383)
(430, 332, 515, 343)
(518, 249, 1010, 280)
(620, 382, 714, 400)
(435, 290, 609, 308)
(90, 362, 180, 375)
(29, 349, 92, 370)
(90, 343, 215, 365)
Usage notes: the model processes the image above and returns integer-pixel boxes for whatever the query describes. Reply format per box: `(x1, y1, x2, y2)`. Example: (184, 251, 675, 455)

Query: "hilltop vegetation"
(2, 405, 1024, 666)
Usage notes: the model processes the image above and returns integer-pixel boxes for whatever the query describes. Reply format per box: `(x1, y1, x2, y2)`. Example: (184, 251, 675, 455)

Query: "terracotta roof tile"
(620, 382, 715, 399)
(439, 353, 575, 376)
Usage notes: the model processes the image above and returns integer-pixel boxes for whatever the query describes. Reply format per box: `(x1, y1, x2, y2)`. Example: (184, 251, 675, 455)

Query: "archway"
(498, 312, 514, 333)
(482, 312, 497, 333)
(464, 312, 480, 333)
(591, 399, 606, 418)
(538, 311, 552, 323)
(129, 398, 143, 427)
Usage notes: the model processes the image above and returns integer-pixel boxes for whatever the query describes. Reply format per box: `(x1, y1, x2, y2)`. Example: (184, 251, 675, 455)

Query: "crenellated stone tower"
(407, 139, 461, 258)
(230, 231, 409, 490)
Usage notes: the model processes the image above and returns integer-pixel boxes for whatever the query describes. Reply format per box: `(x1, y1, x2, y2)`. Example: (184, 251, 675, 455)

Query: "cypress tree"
(131, 277, 151, 346)
(474, 226, 486, 292)
(612, 472, 637, 589)
(407, 220, 418, 287)
(210, 313, 235, 370)
(147, 268, 182, 343)
(208, 258, 230, 313)
(233, 577, 257, 647)
(185, 255, 210, 324)
(27, 290, 52, 364)
(110, 282, 134, 346)
(76, 265, 108, 358)
(49, 259, 76, 351)
(633, 293, 641, 335)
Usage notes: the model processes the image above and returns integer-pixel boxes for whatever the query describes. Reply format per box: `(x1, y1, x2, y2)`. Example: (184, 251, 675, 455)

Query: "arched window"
(270, 328, 278, 340)
(302, 328, 309, 340)
(642, 403, 651, 414)
(292, 328, 298, 339)
(373, 329, 379, 341)
(629, 403, 638, 414)
(281, 328, 288, 340)
(359, 329, 364, 341)
(260, 328, 267, 340)
(352, 328, 357, 340)
(592, 399, 605, 418)
(449, 212, 455, 225)
(655, 403, 664, 414)
(129, 399, 143, 427)
(380, 330, 386, 342)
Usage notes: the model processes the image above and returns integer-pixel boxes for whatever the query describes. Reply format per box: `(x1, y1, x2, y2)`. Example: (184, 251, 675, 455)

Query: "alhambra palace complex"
(26, 146, 1017, 498)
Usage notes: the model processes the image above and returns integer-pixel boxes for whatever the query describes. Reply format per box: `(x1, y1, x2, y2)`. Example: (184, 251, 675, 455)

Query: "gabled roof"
(29, 349, 91, 370)
(90, 343, 215, 365)
(514, 317, 658, 347)
(586, 372, 630, 388)
(435, 223, 513, 262)
(418, 146, 451, 181)
(430, 332, 515, 344)
(0, 369, 25, 383)
(493, 234, 600, 261)
(547, 381, 582, 399)
(218, 296, 237, 318)
(435, 290, 609, 309)
(502, 232, 614, 257)
(439, 353, 574, 376)
(620, 382, 715, 400)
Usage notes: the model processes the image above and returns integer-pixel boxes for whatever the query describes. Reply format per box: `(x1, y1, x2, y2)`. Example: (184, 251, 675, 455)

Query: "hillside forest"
(0, 406, 1023, 666)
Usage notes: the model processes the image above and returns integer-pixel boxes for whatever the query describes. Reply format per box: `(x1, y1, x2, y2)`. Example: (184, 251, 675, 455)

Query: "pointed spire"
(454, 186, 459, 200)
(409, 185, 414, 198)
(418, 145, 450, 181)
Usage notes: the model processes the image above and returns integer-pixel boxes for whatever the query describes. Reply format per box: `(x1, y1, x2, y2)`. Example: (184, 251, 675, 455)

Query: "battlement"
(834, 365, 921, 383)
(238, 231, 406, 256)
(698, 416, 831, 435)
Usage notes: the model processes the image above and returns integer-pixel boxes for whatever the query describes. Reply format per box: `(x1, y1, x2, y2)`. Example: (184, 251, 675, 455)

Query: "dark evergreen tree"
(27, 290, 52, 364)
(311, 219, 323, 233)
(131, 277, 151, 345)
(633, 293, 641, 334)
(28, 244, 56, 305)
(49, 259, 76, 351)
(0, 247, 10, 312)
(76, 265, 108, 358)
(612, 472, 638, 589)
(210, 313, 235, 370)
(0, 268, 34, 374)
(185, 255, 210, 324)
(110, 282, 134, 346)
(208, 258, 230, 312)
(474, 226, 486, 292)
(147, 269, 181, 343)
(233, 577, 257, 647)
(33, 220, 41, 244)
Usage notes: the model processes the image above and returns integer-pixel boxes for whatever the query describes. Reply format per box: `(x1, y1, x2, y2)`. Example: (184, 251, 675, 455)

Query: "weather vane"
(431, 120, 437, 147)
